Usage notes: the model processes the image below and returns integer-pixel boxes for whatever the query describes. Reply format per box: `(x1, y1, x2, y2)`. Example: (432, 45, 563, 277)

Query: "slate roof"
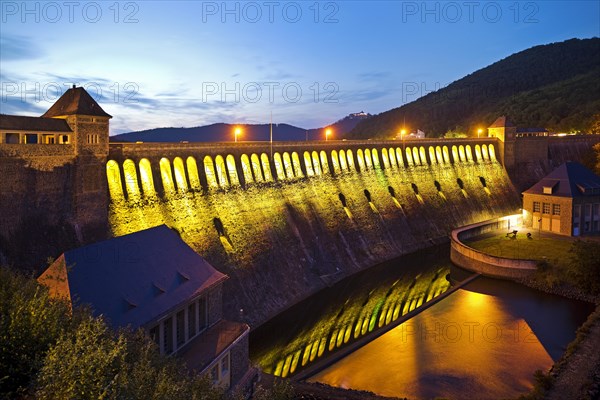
(38, 225, 227, 329)
(523, 162, 600, 197)
(489, 116, 515, 128)
(0, 114, 72, 132)
(42, 86, 112, 118)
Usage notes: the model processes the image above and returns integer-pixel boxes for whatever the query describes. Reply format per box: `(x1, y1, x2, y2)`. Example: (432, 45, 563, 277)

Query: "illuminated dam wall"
(106, 138, 521, 326)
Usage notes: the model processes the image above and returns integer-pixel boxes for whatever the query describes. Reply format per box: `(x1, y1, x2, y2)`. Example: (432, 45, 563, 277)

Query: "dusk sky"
(1, 1, 598, 134)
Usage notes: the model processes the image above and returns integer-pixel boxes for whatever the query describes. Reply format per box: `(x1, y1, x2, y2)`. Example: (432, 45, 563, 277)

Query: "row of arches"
(106, 144, 497, 200)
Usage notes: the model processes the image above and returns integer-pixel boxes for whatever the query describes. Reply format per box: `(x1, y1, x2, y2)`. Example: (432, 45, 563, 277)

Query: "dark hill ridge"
(112, 112, 371, 142)
(349, 37, 600, 138)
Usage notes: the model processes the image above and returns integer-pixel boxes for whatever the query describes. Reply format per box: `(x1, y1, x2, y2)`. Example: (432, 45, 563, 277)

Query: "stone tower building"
(0, 86, 111, 268)
(487, 116, 517, 171)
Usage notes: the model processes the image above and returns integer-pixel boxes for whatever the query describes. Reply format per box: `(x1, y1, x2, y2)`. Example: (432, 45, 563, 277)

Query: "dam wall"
(105, 139, 521, 326)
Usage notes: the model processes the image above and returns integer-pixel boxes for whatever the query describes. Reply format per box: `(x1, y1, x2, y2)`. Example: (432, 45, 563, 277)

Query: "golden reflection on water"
(309, 289, 553, 399)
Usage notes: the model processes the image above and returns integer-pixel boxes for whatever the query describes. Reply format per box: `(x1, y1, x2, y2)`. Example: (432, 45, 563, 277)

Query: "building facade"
(522, 162, 600, 236)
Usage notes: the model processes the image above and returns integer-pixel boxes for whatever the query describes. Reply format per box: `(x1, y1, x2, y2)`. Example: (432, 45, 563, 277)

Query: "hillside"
(350, 38, 600, 138)
(112, 112, 371, 142)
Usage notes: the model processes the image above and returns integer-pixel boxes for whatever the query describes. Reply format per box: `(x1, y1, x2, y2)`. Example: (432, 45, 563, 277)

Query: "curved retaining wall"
(450, 215, 537, 279)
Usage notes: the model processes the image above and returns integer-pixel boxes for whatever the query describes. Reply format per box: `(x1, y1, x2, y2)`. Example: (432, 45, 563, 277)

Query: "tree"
(0, 267, 76, 397)
(568, 240, 600, 295)
(36, 316, 225, 400)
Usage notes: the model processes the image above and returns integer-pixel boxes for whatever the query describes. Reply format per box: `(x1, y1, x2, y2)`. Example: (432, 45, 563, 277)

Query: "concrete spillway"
(106, 141, 521, 326)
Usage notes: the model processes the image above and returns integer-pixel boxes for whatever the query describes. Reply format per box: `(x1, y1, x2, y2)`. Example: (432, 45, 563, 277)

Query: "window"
(5, 133, 19, 144)
(210, 353, 231, 389)
(542, 203, 550, 214)
(188, 302, 196, 339)
(176, 310, 185, 348)
(574, 204, 581, 219)
(87, 134, 100, 144)
(552, 204, 560, 216)
(199, 297, 207, 331)
(163, 317, 173, 354)
(149, 325, 160, 348)
(533, 202, 540, 213)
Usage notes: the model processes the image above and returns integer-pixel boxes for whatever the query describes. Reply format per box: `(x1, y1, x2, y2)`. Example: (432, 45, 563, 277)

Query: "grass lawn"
(464, 234, 574, 267)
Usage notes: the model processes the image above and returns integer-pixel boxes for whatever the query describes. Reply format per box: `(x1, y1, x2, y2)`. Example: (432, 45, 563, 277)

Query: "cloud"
(357, 71, 391, 81)
(0, 34, 45, 61)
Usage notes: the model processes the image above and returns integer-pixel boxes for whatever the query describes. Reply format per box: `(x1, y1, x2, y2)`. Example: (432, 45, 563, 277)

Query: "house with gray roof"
(38, 224, 256, 392)
(522, 162, 600, 236)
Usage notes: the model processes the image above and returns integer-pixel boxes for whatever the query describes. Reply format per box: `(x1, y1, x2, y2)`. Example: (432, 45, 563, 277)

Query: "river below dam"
(250, 246, 594, 399)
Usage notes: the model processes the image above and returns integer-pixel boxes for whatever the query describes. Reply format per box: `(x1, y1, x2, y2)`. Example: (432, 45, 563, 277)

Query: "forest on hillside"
(350, 38, 600, 138)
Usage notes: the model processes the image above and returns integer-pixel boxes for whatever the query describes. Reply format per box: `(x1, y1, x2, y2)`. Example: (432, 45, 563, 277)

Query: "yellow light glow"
(234, 127, 242, 142)
(325, 128, 332, 141)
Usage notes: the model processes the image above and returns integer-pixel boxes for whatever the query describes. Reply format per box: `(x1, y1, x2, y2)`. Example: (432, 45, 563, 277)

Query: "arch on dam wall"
(173, 157, 188, 192)
(331, 150, 341, 173)
(312, 151, 322, 176)
(139, 158, 156, 196)
(260, 153, 274, 182)
(419, 146, 427, 165)
(346, 149, 356, 171)
(395, 148, 404, 167)
(273, 152, 286, 181)
(381, 148, 390, 168)
(451, 146, 459, 164)
(356, 149, 366, 171)
(429, 147, 437, 165)
(160, 157, 176, 194)
(339, 150, 348, 171)
(372, 148, 380, 168)
(405, 147, 414, 166)
(226, 155, 240, 186)
(320, 151, 330, 174)
(282, 152, 294, 179)
(411, 147, 420, 166)
(365, 149, 373, 169)
(186, 157, 201, 190)
(435, 146, 444, 164)
(303, 151, 314, 176)
(489, 144, 497, 161)
(475, 145, 482, 162)
(465, 145, 473, 162)
(458, 145, 466, 163)
(214, 155, 229, 188)
(481, 144, 489, 161)
(123, 159, 141, 200)
(251, 153, 264, 182)
(442, 146, 450, 163)
(292, 152, 304, 177)
(203, 156, 219, 189)
(106, 160, 124, 200)
(240, 154, 254, 184)
(388, 148, 397, 168)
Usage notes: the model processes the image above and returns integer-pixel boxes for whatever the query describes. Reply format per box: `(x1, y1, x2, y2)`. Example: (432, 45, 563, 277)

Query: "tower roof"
(489, 116, 515, 128)
(523, 162, 600, 197)
(42, 86, 112, 118)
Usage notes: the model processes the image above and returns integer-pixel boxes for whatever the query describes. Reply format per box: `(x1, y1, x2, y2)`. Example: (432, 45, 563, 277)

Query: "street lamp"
(325, 128, 332, 141)
(477, 128, 483, 138)
(234, 127, 241, 142)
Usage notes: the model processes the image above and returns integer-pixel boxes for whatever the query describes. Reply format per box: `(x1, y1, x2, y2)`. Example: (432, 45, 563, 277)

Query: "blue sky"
(1, 1, 598, 134)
